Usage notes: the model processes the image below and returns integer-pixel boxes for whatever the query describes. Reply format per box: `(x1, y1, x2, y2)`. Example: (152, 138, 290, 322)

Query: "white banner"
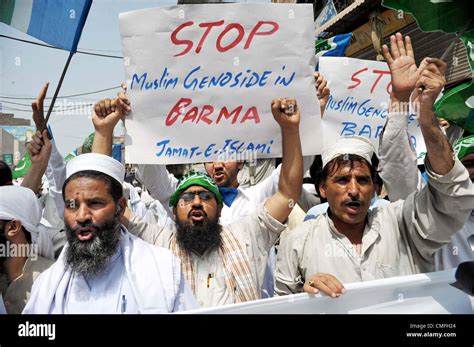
(119, 4, 322, 164)
(184, 270, 474, 314)
(320, 57, 426, 161)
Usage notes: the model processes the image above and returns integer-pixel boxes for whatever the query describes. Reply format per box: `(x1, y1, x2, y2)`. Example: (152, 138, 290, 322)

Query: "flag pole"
(42, 51, 75, 132)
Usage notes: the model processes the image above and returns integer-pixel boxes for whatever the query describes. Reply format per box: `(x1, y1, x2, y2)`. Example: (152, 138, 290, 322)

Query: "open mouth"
(189, 209, 207, 222)
(76, 228, 95, 241)
(213, 172, 225, 180)
(345, 201, 362, 213)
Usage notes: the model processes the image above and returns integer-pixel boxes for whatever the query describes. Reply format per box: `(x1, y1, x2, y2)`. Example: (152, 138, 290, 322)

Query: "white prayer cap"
(66, 153, 124, 185)
(0, 185, 42, 235)
(321, 136, 375, 169)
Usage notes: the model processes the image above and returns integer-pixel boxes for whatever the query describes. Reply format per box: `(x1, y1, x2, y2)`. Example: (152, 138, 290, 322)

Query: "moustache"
(69, 221, 104, 234)
(342, 198, 364, 208)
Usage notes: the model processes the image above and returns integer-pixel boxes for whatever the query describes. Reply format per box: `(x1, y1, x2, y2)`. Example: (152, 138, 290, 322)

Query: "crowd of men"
(0, 33, 473, 313)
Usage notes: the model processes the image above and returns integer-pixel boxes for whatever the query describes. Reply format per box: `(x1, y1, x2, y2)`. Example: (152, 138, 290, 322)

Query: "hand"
(271, 98, 300, 130)
(411, 58, 446, 116)
(314, 72, 330, 117)
(28, 130, 52, 167)
(303, 272, 345, 298)
(438, 118, 450, 131)
(31, 83, 49, 131)
(92, 89, 131, 134)
(382, 33, 428, 101)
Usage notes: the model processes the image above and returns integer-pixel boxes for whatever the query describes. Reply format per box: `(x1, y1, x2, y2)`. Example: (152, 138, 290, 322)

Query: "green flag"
(81, 132, 95, 154)
(460, 31, 474, 73)
(435, 82, 474, 131)
(12, 152, 31, 179)
(383, 0, 474, 131)
(382, 0, 474, 34)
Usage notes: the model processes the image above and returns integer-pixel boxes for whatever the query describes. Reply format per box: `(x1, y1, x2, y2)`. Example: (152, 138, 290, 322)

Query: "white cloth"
(0, 186, 54, 259)
(145, 200, 175, 229)
(435, 213, 474, 270)
(23, 227, 198, 313)
(123, 182, 148, 218)
(66, 153, 125, 185)
(45, 140, 67, 222)
(322, 135, 375, 168)
(378, 112, 474, 270)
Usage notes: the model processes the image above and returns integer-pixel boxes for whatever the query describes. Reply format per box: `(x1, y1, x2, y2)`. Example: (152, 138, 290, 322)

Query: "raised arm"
(314, 72, 330, 118)
(379, 33, 426, 200)
(412, 58, 453, 173)
(264, 98, 303, 223)
(91, 90, 130, 155)
(21, 83, 52, 193)
(399, 58, 474, 266)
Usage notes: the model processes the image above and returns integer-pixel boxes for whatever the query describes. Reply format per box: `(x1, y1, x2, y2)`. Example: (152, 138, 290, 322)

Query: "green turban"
(169, 170, 222, 207)
(453, 135, 474, 160)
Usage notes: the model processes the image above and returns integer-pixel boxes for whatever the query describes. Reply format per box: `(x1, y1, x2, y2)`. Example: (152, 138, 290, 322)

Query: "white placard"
(183, 269, 473, 314)
(119, 4, 321, 164)
(320, 56, 426, 161)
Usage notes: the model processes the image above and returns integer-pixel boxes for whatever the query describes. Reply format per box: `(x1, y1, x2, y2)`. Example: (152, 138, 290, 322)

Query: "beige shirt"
(275, 159, 474, 295)
(128, 202, 286, 307)
(4, 256, 54, 314)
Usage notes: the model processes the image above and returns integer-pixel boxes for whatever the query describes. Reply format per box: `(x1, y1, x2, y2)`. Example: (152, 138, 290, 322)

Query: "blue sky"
(1, 0, 176, 155)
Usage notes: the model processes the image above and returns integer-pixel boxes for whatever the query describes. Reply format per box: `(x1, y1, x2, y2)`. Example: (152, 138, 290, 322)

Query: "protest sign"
(320, 56, 426, 161)
(119, 4, 321, 164)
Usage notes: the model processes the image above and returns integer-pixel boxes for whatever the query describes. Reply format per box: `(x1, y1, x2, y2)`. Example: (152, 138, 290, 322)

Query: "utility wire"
(0, 34, 123, 59)
(0, 86, 121, 100)
(2, 103, 93, 112)
(0, 99, 94, 108)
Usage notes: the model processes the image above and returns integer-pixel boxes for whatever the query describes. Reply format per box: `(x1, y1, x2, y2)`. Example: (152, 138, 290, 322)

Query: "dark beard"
(65, 214, 121, 277)
(176, 217, 222, 255)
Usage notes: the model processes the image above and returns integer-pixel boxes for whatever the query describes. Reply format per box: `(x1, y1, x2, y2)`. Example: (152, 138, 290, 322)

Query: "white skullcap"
(321, 136, 375, 169)
(66, 153, 124, 185)
(0, 185, 42, 235)
(0, 186, 55, 259)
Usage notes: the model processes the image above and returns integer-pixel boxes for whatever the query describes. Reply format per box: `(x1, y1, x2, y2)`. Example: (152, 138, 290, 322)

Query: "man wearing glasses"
(92, 96, 303, 307)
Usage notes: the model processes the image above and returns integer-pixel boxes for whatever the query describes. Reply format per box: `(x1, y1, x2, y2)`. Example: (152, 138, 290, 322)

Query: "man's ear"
(237, 161, 244, 170)
(319, 182, 327, 199)
(6, 219, 22, 238)
(118, 197, 127, 217)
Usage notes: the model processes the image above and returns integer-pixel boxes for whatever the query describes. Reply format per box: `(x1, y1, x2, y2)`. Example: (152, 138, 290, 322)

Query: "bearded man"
(23, 153, 197, 313)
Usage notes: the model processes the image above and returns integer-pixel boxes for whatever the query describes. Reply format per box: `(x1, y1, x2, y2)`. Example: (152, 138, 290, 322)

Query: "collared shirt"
(128, 202, 286, 307)
(276, 159, 474, 295)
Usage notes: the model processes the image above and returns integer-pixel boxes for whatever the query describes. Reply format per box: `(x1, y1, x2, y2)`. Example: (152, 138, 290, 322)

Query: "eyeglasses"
(178, 190, 215, 205)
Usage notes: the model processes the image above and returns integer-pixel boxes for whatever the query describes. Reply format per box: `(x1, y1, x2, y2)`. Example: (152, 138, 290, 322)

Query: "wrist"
(29, 161, 48, 171)
(391, 92, 410, 103)
(417, 109, 438, 127)
(281, 126, 300, 136)
(94, 128, 114, 138)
